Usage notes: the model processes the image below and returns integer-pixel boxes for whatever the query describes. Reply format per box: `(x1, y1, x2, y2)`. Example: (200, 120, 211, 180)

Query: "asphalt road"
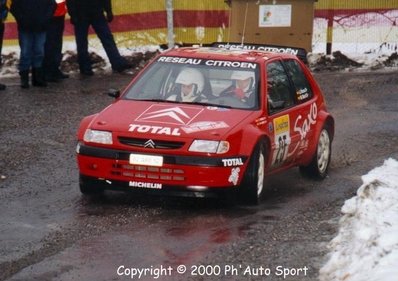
(0, 70, 397, 281)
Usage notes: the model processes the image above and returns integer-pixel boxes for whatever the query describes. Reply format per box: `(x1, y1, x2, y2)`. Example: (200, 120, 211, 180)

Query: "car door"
(282, 58, 318, 164)
(265, 59, 302, 169)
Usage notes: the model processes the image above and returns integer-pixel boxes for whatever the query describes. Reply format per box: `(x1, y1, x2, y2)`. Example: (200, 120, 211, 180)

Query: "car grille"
(111, 164, 185, 181)
(118, 137, 185, 149)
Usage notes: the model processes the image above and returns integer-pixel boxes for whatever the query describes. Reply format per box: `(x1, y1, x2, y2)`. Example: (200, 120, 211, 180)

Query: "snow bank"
(319, 158, 398, 281)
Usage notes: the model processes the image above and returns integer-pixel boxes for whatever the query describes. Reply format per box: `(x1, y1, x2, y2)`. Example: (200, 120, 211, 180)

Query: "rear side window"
(283, 59, 313, 103)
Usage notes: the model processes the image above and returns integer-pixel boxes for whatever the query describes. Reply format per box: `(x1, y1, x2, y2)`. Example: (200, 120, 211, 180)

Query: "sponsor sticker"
(294, 102, 317, 140)
(215, 44, 299, 56)
(129, 181, 162, 189)
(181, 121, 229, 134)
(271, 114, 291, 166)
(157, 56, 257, 69)
(228, 167, 240, 186)
(129, 124, 181, 136)
(296, 88, 309, 101)
(222, 158, 244, 167)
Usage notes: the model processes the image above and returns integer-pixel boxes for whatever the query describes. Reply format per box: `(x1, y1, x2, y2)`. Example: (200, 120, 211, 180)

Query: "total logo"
(129, 124, 181, 136)
(222, 158, 244, 167)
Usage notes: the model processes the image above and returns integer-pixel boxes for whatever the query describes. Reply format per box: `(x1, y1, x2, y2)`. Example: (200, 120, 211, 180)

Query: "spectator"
(43, 0, 69, 82)
(0, 0, 9, 90)
(10, 0, 56, 88)
(66, 0, 132, 76)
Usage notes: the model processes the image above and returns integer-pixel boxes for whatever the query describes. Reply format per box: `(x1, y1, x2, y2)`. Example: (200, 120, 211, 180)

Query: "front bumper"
(80, 175, 236, 198)
(77, 143, 248, 192)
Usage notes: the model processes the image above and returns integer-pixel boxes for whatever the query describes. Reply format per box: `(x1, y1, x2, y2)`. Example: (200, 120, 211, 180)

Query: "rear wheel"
(79, 175, 104, 195)
(241, 142, 266, 205)
(300, 127, 331, 179)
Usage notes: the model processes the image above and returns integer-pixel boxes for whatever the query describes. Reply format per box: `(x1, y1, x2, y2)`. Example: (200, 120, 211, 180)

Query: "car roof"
(162, 47, 297, 63)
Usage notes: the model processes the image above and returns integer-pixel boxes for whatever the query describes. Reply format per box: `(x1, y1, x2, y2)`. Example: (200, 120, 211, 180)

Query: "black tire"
(79, 175, 104, 195)
(240, 142, 266, 205)
(299, 127, 332, 179)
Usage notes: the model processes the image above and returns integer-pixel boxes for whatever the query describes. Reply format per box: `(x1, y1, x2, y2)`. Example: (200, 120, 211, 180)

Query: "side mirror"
(107, 88, 120, 99)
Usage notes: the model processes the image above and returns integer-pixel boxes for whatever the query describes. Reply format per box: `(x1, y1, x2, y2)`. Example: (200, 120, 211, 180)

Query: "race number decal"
(271, 115, 291, 167)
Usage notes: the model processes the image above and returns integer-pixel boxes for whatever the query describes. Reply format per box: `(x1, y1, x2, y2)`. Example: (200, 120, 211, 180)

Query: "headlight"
(83, 129, 113, 144)
(189, 140, 230, 154)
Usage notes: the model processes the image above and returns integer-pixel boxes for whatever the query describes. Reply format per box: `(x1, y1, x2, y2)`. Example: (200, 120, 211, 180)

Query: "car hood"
(88, 100, 256, 139)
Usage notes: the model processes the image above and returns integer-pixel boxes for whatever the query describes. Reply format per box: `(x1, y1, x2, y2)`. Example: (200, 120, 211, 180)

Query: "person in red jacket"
(43, 0, 69, 82)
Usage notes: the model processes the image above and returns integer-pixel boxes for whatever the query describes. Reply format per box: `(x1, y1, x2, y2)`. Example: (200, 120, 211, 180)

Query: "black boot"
(19, 70, 30, 89)
(32, 67, 47, 87)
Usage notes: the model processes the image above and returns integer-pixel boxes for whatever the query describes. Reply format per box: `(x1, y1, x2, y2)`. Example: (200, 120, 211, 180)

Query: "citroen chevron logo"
(144, 139, 155, 148)
(136, 105, 203, 125)
(140, 107, 190, 124)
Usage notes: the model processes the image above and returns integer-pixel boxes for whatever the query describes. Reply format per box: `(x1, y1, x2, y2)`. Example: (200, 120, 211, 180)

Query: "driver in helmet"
(168, 68, 205, 102)
(221, 70, 256, 105)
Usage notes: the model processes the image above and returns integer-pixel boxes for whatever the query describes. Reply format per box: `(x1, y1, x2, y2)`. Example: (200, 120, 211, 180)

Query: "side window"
(266, 61, 295, 114)
(283, 59, 313, 103)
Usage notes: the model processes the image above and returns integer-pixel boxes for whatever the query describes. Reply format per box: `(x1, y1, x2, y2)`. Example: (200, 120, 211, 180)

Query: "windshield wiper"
(132, 98, 180, 104)
(185, 101, 232, 108)
(126, 98, 233, 109)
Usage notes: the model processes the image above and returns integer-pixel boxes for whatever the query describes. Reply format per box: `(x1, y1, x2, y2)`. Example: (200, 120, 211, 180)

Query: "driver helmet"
(175, 68, 205, 95)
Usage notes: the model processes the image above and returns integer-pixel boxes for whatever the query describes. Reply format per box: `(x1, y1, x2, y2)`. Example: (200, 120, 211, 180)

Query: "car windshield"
(123, 56, 260, 109)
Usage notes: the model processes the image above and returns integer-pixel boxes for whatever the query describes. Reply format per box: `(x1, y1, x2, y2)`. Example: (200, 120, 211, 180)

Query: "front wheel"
(240, 142, 266, 205)
(300, 127, 332, 179)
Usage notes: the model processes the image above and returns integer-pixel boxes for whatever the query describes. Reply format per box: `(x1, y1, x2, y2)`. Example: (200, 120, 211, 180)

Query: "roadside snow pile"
(308, 51, 398, 72)
(0, 44, 159, 78)
(319, 158, 398, 281)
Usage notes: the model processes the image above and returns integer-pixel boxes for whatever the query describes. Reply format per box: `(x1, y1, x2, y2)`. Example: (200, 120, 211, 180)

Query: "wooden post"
(326, 1, 334, 54)
(166, 0, 174, 48)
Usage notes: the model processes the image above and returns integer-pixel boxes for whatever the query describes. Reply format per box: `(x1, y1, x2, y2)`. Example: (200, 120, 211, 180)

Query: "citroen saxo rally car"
(76, 44, 334, 204)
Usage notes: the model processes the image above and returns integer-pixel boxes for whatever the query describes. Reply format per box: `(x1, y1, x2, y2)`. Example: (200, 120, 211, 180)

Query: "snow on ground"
(0, 40, 161, 78)
(319, 158, 398, 281)
(309, 42, 398, 72)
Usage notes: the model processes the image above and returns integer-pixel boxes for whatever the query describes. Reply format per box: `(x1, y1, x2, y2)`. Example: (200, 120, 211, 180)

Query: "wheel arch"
(300, 111, 334, 166)
(239, 124, 271, 168)
(76, 114, 98, 140)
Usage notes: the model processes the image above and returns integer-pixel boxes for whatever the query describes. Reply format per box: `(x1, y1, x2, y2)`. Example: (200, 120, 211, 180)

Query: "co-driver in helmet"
(220, 70, 256, 106)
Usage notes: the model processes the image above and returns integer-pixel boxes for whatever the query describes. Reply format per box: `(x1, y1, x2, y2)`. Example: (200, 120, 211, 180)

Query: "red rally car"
(76, 45, 334, 204)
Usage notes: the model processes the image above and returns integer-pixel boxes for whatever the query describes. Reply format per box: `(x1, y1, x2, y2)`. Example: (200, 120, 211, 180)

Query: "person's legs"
(74, 21, 93, 74)
(53, 16, 68, 78)
(43, 17, 59, 80)
(0, 22, 4, 65)
(91, 18, 131, 72)
(0, 22, 5, 89)
(31, 32, 47, 87)
(32, 32, 46, 68)
(44, 16, 68, 81)
(18, 31, 34, 88)
(18, 31, 34, 72)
